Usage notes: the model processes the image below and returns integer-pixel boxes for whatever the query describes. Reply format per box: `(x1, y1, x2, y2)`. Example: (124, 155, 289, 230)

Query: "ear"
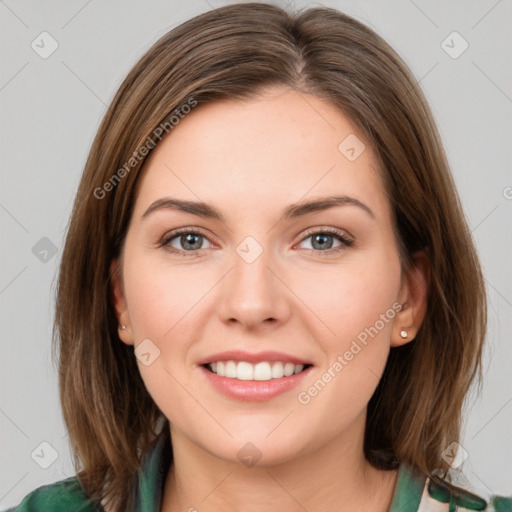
(110, 258, 134, 346)
(391, 249, 430, 347)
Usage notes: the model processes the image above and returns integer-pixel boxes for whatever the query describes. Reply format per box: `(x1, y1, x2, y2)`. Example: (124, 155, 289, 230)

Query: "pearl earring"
(400, 330, 408, 339)
(120, 324, 126, 330)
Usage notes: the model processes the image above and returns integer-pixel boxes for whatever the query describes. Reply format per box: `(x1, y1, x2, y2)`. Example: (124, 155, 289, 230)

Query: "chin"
(211, 434, 307, 468)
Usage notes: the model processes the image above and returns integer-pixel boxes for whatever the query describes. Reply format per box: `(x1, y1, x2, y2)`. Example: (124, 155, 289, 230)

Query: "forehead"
(133, 87, 389, 221)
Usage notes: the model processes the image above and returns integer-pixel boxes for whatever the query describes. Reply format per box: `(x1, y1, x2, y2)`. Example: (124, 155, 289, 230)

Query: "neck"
(161, 412, 398, 512)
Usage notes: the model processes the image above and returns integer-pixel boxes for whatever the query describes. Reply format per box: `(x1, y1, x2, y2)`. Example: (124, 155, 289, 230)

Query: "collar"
(388, 463, 425, 511)
(134, 429, 172, 512)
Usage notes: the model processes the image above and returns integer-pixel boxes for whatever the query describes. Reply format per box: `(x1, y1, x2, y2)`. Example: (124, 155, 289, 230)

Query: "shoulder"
(2, 476, 102, 512)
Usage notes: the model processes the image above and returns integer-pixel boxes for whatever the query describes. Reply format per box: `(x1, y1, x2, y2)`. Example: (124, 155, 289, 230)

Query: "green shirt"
(4, 432, 511, 511)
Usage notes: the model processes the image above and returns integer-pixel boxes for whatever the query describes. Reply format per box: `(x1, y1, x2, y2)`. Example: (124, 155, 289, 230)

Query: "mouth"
(202, 361, 313, 381)
(200, 361, 314, 401)
(196, 350, 314, 400)
(201, 360, 313, 381)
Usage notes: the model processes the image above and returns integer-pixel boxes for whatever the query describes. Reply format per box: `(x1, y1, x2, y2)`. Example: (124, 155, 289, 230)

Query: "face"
(111, 85, 426, 466)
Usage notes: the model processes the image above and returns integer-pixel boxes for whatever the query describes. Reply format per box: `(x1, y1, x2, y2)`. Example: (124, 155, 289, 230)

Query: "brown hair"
(53, 2, 487, 510)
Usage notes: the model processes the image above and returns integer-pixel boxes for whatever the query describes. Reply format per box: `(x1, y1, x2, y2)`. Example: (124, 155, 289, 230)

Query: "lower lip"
(200, 365, 313, 401)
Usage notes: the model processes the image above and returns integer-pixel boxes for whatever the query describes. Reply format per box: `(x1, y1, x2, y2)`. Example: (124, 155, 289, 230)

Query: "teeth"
(254, 362, 271, 380)
(207, 360, 306, 380)
(271, 362, 284, 378)
(225, 360, 237, 378)
(237, 361, 253, 380)
(284, 362, 295, 377)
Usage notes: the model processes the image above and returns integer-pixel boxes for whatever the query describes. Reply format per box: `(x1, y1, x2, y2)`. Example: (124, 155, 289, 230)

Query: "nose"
(217, 240, 292, 330)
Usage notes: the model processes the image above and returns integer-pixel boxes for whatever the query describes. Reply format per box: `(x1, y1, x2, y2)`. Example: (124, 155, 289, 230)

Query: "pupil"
(183, 233, 201, 250)
(313, 234, 332, 250)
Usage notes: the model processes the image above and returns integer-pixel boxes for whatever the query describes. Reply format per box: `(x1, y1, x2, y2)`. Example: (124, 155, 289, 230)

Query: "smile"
(204, 360, 311, 380)
(200, 362, 313, 401)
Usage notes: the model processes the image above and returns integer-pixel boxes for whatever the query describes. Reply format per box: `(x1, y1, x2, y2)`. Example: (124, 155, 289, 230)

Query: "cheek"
(294, 250, 402, 409)
(124, 251, 211, 341)
(304, 257, 401, 345)
(122, 252, 206, 416)
(123, 250, 215, 394)
(291, 263, 401, 424)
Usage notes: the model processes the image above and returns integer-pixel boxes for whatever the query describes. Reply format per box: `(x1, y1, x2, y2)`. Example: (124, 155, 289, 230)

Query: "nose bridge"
(218, 233, 289, 326)
(232, 234, 275, 302)
(234, 235, 271, 289)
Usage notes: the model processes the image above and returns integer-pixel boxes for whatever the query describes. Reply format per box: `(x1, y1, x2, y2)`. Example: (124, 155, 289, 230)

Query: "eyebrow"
(141, 195, 375, 222)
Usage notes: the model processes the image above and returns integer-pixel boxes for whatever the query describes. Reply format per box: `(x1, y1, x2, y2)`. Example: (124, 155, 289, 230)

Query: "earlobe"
(391, 250, 430, 347)
(109, 259, 134, 346)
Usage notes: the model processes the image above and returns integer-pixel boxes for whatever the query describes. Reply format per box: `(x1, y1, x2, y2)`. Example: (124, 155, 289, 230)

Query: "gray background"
(1, 0, 511, 508)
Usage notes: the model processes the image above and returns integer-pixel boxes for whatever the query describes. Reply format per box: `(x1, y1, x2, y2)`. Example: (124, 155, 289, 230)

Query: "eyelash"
(158, 227, 354, 257)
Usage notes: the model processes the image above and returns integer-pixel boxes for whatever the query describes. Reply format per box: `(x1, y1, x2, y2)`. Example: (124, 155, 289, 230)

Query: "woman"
(5, 2, 511, 511)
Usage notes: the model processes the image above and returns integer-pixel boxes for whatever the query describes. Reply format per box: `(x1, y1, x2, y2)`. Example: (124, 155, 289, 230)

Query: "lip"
(200, 364, 313, 401)
(196, 350, 313, 366)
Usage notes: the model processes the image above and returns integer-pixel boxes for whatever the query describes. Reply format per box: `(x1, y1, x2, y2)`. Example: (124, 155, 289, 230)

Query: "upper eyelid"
(162, 226, 216, 244)
(300, 226, 353, 240)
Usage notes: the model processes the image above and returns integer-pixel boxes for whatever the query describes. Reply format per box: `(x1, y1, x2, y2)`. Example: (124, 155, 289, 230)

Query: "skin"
(111, 85, 428, 512)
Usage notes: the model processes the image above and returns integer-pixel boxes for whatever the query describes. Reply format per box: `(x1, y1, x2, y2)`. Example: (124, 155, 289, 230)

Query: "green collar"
(134, 430, 172, 512)
(388, 463, 425, 511)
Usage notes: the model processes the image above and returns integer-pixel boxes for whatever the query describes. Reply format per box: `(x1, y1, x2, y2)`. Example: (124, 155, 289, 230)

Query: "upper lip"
(197, 350, 313, 366)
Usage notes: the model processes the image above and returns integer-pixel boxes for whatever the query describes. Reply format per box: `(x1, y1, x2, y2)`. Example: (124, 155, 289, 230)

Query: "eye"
(160, 228, 213, 255)
(297, 228, 354, 255)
